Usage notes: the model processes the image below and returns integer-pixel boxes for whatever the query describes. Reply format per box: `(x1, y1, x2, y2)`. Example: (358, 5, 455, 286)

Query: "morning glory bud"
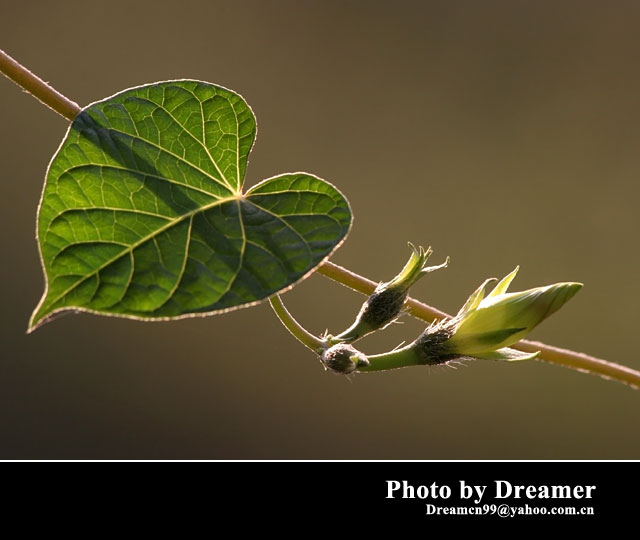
(321, 343, 369, 374)
(333, 243, 448, 343)
(411, 267, 583, 363)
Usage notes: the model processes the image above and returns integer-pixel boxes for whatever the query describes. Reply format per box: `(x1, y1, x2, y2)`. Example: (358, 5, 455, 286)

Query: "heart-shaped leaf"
(30, 81, 351, 331)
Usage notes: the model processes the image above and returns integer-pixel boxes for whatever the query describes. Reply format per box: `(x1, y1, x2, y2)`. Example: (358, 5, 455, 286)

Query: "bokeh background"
(1, 0, 638, 459)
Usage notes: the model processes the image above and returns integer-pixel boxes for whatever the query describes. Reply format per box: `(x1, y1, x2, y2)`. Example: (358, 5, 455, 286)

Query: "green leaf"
(30, 81, 351, 331)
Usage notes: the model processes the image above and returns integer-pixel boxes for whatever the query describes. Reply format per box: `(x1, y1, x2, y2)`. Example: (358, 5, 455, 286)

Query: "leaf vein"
(43, 196, 239, 311)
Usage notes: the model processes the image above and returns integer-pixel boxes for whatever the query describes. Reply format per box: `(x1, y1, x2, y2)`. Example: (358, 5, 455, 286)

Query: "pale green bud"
(446, 267, 583, 355)
(404, 267, 582, 365)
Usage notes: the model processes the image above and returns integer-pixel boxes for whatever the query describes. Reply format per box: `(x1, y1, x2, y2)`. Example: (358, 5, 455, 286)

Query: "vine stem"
(269, 295, 325, 352)
(2, 48, 638, 389)
(0, 49, 81, 121)
(317, 261, 640, 389)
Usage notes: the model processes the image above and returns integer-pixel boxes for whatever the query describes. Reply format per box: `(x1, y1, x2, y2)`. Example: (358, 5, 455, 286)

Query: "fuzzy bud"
(334, 243, 448, 343)
(321, 343, 369, 374)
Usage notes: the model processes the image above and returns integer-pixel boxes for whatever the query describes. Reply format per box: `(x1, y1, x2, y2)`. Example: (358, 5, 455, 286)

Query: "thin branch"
(317, 261, 640, 389)
(0, 49, 81, 121)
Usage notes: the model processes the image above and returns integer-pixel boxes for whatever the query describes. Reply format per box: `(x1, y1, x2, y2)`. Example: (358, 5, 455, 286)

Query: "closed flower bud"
(410, 267, 582, 364)
(321, 343, 369, 374)
(334, 243, 448, 343)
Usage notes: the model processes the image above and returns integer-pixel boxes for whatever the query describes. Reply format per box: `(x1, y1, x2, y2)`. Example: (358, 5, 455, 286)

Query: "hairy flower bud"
(334, 243, 448, 343)
(321, 343, 369, 374)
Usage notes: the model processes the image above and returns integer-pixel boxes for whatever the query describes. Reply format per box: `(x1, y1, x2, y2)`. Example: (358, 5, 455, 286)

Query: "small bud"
(334, 243, 448, 343)
(321, 343, 369, 374)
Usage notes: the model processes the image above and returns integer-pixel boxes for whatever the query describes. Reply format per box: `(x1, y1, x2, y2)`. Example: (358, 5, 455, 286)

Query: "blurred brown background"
(1, 0, 638, 459)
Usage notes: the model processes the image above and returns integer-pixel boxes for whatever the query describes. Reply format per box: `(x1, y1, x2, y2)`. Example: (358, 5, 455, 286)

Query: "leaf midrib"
(43, 194, 241, 312)
(137, 94, 234, 192)
(98, 123, 236, 197)
(42, 189, 330, 314)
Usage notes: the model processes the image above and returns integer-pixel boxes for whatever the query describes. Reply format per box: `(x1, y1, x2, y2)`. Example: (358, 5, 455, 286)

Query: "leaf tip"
(27, 302, 53, 333)
(27, 312, 44, 334)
